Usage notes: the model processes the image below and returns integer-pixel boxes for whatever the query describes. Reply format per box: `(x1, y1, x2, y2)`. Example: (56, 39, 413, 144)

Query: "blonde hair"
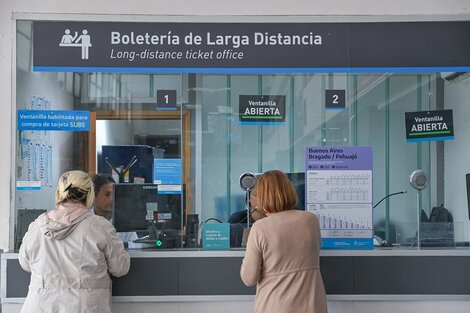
(55, 170, 95, 209)
(256, 170, 298, 214)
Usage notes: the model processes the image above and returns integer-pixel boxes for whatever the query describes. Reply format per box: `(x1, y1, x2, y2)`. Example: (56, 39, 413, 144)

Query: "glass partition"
(13, 19, 470, 250)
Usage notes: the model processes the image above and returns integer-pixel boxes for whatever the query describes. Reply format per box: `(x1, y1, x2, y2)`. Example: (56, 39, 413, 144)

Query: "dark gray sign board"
(325, 89, 346, 109)
(156, 90, 177, 110)
(239, 95, 286, 124)
(33, 21, 470, 72)
(405, 109, 454, 142)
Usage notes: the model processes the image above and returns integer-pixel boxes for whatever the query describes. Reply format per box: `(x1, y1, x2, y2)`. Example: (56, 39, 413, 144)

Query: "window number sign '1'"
(157, 90, 177, 110)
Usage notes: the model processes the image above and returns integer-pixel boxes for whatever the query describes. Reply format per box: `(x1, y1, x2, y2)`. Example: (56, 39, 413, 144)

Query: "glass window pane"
(14, 19, 470, 250)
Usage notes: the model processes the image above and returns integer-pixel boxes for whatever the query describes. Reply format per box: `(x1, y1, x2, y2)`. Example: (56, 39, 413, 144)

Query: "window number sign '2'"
(325, 90, 346, 110)
(157, 90, 177, 110)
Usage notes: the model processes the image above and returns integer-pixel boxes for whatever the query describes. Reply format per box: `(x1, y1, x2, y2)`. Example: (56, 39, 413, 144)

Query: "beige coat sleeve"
(100, 220, 131, 277)
(18, 220, 37, 273)
(19, 233, 31, 273)
(240, 223, 263, 286)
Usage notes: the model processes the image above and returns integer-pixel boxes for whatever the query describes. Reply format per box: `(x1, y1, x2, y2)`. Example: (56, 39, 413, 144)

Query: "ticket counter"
(3, 249, 470, 312)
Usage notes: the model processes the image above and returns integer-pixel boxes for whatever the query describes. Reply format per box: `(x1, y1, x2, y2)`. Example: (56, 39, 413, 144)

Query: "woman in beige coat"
(19, 170, 130, 313)
(240, 170, 327, 313)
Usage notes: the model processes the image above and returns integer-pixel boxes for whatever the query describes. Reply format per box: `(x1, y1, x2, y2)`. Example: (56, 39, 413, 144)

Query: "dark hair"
(92, 173, 115, 195)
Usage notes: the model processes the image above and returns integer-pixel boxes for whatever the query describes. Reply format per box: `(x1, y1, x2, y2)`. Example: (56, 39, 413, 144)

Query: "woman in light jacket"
(240, 170, 328, 313)
(19, 170, 130, 313)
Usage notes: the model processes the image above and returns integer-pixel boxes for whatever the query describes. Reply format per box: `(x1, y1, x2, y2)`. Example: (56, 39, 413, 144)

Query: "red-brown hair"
(256, 170, 298, 214)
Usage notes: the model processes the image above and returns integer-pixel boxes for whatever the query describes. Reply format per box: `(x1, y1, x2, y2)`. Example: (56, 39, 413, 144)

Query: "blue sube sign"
(18, 110, 90, 131)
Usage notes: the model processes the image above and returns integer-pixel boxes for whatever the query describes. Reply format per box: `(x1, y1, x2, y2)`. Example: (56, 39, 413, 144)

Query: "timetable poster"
(305, 146, 373, 249)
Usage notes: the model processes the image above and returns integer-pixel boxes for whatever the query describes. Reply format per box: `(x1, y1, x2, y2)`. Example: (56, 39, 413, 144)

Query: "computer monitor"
(113, 183, 184, 234)
(286, 172, 306, 210)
